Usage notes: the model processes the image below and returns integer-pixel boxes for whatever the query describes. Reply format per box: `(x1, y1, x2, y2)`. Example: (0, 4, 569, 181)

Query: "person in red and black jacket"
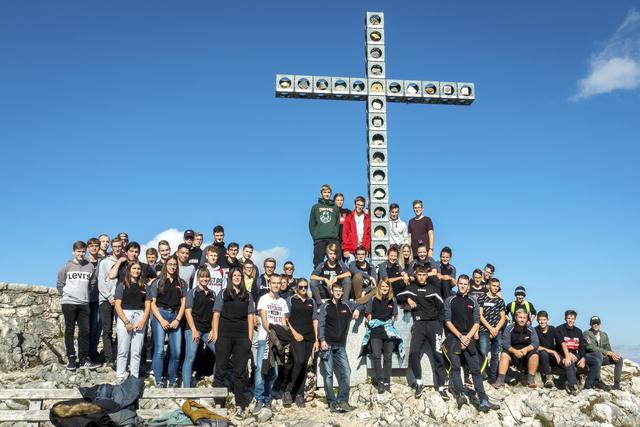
(555, 309, 597, 395)
(341, 196, 371, 261)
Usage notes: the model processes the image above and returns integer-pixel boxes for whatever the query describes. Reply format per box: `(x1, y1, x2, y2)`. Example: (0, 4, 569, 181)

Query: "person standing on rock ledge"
(443, 275, 499, 413)
(318, 283, 361, 413)
(97, 236, 123, 370)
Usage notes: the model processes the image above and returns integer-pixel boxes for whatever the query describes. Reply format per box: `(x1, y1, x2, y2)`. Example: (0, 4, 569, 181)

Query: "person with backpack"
(507, 286, 536, 323)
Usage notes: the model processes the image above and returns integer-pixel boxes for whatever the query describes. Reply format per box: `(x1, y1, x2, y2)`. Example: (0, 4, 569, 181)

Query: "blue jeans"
(254, 339, 277, 405)
(320, 345, 351, 404)
(479, 331, 502, 382)
(183, 329, 216, 388)
(151, 309, 182, 385)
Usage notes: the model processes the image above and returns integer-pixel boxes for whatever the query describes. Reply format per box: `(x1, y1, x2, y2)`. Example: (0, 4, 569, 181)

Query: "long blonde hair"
(375, 278, 394, 301)
(399, 243, 413, 270)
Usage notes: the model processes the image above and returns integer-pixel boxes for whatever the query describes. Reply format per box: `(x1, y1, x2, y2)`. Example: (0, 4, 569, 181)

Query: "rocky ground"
(0, 360, 639, 426)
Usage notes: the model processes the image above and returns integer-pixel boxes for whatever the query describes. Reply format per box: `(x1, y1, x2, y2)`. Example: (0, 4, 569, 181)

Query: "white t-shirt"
(205, 264, 226, 297)
(256, 293, 289, 341)
(355, 213, 365, 244)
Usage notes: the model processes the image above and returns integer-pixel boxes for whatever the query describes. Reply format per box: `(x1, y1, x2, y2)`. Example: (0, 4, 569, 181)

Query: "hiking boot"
(66, 358, 77, 371)
(282, 391, 293, 407)
(479, 399, 491, 413)
(527, 378, 538, 389)
(612, 383, 622, 391)
(544, 377, 554, 389)
(414, 383, 425, 399)
(338, 401, 356, 412)
(438, 389, 450, 401)
(295, 394, 306, 408)
(252, 401, 264, 415)
(80, 360, 101, 370)
(594, 381, 611, 391)
(455, 393, 467, 409)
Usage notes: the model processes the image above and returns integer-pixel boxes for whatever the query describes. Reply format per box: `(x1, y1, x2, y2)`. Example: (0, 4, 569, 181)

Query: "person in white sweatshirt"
(388, 203, 409, 246)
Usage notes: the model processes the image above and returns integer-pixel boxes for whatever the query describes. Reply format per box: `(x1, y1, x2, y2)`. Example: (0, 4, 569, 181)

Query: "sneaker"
(566, 384, 580, 396)
(167, 383, 178, 388)
(154, 382, 165, 388)
(252, 401, 264, 415)
(438, 389, 450, 401)
(612, 384, 622, 391)
(295, 394, 306, 408)
(282, 391, 293, 407)
(455, 393, 467, 409)
(80, 360, 100, 370)
(338, 401, 356, 412)
(414, 383, 425, 399)
(544, 378, 554, 389)
(66, 358, 77, 371)
(329, 402, 343, 413)
(479, 399, 491, 413)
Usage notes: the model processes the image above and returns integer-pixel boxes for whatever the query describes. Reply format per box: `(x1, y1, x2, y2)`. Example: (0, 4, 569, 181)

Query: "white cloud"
(138, 228, 289, 267)
(572, 9, 640, 100)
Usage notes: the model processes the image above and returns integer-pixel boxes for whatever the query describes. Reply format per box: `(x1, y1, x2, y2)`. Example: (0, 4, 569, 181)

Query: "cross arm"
(275, 74, 475, 105)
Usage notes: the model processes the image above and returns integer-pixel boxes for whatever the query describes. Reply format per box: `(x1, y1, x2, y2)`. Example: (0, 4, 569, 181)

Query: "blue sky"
(0, 1, 639, 359)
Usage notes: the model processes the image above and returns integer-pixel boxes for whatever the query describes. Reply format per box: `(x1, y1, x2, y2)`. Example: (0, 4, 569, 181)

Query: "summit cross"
(275, 11, 475, 266)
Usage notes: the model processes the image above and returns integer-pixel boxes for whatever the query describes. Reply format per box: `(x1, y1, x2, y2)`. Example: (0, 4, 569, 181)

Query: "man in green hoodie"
(584, 316, 623, 390)
(309, 184, 341, 267)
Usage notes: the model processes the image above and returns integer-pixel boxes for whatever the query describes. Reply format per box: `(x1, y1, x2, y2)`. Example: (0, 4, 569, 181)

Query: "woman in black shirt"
(212, 268, 255, 418)
(149, 256, 186, 388)
(114, 261, 150, 382)
(283, 278, 318, 408)
(365, 279, 398, 394)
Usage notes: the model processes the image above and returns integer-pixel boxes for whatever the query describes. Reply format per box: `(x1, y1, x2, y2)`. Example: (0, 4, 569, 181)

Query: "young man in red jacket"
(341, 196, 371, 261)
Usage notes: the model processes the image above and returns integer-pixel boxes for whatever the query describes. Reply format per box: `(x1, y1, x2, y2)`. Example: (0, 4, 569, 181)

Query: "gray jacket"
(97, 255, 118, 303)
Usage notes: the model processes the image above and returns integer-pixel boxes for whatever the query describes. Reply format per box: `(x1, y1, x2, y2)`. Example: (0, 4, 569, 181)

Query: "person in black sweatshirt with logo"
(396, 265, 449, 400)
(283, 278, 318, 408)
(348, 246, 377, 303)
(443, 275, 498, 413)
(555, 309, 596, 395)
(493, 309, 539, 389)
(211, 268, 255, 419)
(318, 283, 361, 413)
(535, 311, 561, 388)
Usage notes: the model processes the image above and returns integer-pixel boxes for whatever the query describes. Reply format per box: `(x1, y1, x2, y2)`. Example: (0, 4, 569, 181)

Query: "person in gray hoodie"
(97, 236, 123, 367)
(56, 241, 100, 371)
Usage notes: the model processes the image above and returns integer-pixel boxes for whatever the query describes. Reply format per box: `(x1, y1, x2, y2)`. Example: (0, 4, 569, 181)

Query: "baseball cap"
(184, 229, 195, 239)
(590, 316, 601, 325)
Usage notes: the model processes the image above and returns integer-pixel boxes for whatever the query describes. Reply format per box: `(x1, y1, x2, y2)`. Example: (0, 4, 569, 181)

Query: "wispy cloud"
(572, 9, 640, 101)
(139, 228, 289, 268)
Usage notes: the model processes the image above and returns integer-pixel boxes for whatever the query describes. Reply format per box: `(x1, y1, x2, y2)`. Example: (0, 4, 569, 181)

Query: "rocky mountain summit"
(1, 282, 639, 426)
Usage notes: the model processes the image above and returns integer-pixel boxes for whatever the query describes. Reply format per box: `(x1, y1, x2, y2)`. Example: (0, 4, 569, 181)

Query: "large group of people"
(55, 184, 624, 419)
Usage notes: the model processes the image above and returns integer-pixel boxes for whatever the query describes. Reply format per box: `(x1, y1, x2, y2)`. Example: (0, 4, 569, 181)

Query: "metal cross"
(275, 11, 475, 266)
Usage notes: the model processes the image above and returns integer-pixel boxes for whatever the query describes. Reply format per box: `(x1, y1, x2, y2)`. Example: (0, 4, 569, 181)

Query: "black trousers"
(538, 350, 557, 375)
(214, 336, 252, 409)
(61, 303, 90, 362)
(312, 239, 340, 268)
(98, 301, 115, 362)
(370, 337, 394, 384)
(446, 341, 488, 401)
(408, 320, 446, 388)
(287, 339, 314, 397)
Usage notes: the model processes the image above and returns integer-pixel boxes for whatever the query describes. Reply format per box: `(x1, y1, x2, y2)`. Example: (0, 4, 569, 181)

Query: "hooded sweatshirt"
(308, 198, 340, 241)
(389, 217, 409, 246)
(57, 259, 96, 305)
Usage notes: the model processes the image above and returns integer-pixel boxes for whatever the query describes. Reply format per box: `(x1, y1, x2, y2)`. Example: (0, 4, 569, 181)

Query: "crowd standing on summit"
(56, 184, 625, 419)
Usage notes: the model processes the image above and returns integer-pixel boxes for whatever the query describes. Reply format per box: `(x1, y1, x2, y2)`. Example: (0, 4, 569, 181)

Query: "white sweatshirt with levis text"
(56, 259, 95, 305)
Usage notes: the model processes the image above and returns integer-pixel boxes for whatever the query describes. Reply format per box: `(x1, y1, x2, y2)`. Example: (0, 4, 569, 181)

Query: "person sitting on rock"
(318, 283, 360, 413)
(493, 308, 540, 388)
(535, 311, 561, 388)
(583, 316, 623, 390)
(443, 275, 499, 413)
(310, 243, 352, 305)
(555, 309, 594, 395)
(348, 246, 377, 303)
(378, 245, 411, 296)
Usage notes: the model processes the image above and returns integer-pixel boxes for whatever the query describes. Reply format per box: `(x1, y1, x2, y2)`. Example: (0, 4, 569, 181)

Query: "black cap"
(590, 316, 601, 325)
(184, 229, 195, 239)
(514, 286, 526, 297)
